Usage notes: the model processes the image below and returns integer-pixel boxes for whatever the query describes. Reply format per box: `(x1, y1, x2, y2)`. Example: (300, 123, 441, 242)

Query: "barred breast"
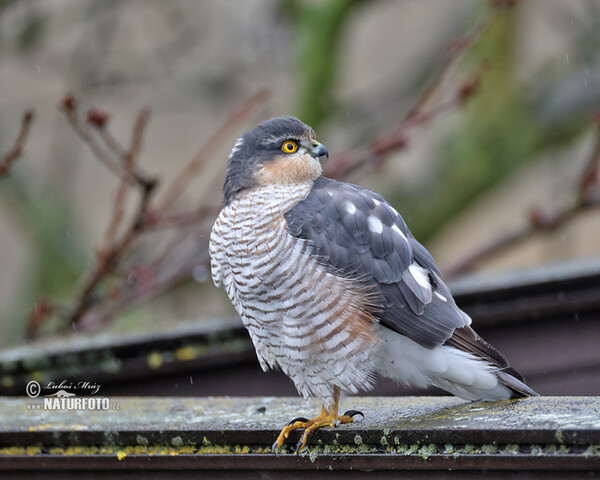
(209, 183, 382, 408)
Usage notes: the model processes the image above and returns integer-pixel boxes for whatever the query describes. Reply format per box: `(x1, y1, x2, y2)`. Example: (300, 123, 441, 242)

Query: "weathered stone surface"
(0, 396, 599, 473)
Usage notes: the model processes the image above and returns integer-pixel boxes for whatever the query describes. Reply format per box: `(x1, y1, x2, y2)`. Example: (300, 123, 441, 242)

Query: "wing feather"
(284, 177, 466, 348)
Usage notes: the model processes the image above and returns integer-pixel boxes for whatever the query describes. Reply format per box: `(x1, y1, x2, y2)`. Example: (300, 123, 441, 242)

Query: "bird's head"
(222, 116, 329, 205)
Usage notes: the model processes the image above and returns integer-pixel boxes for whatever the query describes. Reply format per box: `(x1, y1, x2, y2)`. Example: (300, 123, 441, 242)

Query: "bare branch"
(321, 3, 502, 181)
(578, 115, 600, 205)
(0, 110, 35, 177)
(60, 95, 155, 188)
(404, 13, 493, 121)
(77, 252, 211, 331)
(325, 61, 488, 179)
(148, 204, 221, 230)
(156, 88, 270, 209)
(446, 116, 600, 277)
(60, 95, 125, 180)
(66, 175, 158, 326)
(102, 109, 152, 247)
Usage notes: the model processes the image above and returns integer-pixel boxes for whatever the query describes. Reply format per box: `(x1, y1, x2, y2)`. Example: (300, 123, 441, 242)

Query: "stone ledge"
(0, 396, 599, 473)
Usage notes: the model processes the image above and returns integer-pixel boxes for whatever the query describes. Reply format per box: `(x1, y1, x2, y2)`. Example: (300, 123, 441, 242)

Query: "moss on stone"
(504, 444, 520, 455)
(481, 444, 498, 454)
(418, 444, 437, 460)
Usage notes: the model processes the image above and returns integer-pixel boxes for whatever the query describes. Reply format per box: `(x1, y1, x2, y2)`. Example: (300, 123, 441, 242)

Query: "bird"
(209, 116, 537, 452)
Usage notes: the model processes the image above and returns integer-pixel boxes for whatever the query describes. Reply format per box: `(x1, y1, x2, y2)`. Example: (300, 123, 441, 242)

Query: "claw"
(288, 416, 309, 426)
(273, 388, 362, 452)
(343, 409, 364, 419)
(273, 417, 310, 452)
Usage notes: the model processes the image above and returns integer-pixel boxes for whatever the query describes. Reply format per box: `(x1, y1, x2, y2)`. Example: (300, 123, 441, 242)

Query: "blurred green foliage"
(284, 0, 369, 129)
(1, 174, 88, 341)
(1, 0, 599, 343)
(374, 6, 596, 242)
(398, 8, 542, 241)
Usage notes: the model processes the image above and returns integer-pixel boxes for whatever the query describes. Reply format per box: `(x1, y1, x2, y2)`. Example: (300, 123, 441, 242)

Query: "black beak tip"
(311, 143, 329, 159)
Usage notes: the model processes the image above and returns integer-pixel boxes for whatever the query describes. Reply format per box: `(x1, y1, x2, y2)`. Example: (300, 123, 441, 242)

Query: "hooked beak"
(309, 141, 329, 159)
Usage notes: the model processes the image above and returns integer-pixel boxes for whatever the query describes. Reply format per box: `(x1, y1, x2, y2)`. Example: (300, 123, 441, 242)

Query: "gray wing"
(285, 177, 468, 349)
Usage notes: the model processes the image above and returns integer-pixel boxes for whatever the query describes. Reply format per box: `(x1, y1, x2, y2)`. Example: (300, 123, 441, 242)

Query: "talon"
(296, 429, 311, 453)
(272, 440, 287, 453)
(288, 416, 309, 426)
(273, 388, 359, 452)
(343, 409, 364, 419)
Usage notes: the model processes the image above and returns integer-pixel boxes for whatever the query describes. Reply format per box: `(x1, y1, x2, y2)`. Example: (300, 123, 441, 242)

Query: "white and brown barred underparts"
(210, 182, 381, 409)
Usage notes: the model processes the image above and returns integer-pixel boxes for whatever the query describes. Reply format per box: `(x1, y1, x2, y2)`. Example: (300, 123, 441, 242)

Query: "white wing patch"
(402, 262, 433, 304)
(345, 201, 356, 215)
(435, 292, 448, 302)
(368, 216, 383, 234)
(409, 263, 430, 289)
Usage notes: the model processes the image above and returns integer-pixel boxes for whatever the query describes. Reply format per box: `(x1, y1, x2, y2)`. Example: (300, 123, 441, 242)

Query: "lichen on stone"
(481, 444, 498, 454)
(504, 444, 520, 455)
(418, 444, 437, 460)
(171, 436, 184, 448)
(583, 445, 600, 458)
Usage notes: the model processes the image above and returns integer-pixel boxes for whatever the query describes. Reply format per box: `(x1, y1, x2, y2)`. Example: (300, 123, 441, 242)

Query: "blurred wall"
(0, 0, 599, 344)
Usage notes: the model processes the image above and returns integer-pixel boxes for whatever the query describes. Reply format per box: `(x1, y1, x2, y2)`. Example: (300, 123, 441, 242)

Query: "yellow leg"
(272, 387, 362, 452)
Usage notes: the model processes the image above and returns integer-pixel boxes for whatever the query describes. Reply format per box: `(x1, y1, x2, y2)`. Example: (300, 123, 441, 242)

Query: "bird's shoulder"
(285, 176, 416, 279)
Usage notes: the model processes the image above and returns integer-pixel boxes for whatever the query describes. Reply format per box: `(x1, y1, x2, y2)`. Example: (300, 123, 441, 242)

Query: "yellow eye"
(281, 140, 298, 153)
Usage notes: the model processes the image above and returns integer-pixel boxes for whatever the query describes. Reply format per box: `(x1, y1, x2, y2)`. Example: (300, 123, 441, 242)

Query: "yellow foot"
(272, 408, 363, 453)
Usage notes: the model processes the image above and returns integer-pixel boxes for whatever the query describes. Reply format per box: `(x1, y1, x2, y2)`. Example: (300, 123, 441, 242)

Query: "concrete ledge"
(0, 396, 599, 475)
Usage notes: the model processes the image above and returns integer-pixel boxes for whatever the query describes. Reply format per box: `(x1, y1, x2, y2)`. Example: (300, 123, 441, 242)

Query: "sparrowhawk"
(209, 116, 537, 452)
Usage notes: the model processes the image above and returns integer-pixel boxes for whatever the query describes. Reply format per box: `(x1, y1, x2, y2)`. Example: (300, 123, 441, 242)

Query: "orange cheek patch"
(255, 154, 322, 185)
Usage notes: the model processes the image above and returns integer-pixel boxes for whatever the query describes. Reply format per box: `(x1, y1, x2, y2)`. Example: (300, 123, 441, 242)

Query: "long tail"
(378, 326, 538, 401)
(444, 325, 538, 398)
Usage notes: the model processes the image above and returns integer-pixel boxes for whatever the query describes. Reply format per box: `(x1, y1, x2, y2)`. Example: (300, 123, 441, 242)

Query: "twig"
(60, 96, 155, 188)
(61, 96, 125, 180)
(325, 62, 489, 179)
(446, 116, 600, 277)
(60, 101, 157, 326)
(77, 252, 211, 331)
(148, 204, 221, 230)
(578, 114, 600, 204)
(0, 110, 35, 176)
(125, 109, 151, 171)
(102, 109, 152, 246)
(155, 88, 270, 209)
(66, 174, 158, 325)
(405, 14, 493, 122)
(26, 296, 53, 340)
(322, 1, 504, 180)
